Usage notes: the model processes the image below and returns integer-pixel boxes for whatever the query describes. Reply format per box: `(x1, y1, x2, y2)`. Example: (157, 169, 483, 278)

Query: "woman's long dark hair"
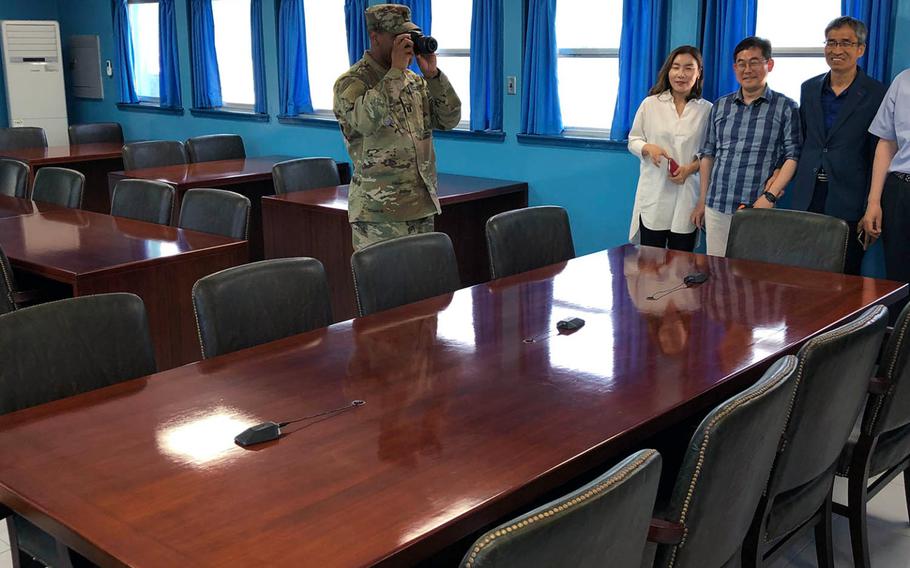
(648, 45, 704, 101)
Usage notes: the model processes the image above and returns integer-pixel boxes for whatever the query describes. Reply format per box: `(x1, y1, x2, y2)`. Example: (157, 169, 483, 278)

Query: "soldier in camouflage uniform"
(333, 3, 461, 251)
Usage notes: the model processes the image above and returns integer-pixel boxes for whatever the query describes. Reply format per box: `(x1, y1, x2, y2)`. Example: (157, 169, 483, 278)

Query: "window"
(127, 0, 160, 101)
(212, 0, 255, 108)
(432, 0, 471, 128)
(555, 0, 623, 134)
(756, 0, 840, 102)
(303, 0, 350, 114)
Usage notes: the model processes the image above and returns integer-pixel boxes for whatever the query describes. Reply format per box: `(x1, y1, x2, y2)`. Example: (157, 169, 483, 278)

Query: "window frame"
(435, 47, 470, 129)
(127, 0, 161, 104)
(556, 47, 620, 137)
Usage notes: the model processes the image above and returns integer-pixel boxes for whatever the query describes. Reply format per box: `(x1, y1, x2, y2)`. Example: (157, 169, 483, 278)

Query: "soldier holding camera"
(333, 3, 461, 251)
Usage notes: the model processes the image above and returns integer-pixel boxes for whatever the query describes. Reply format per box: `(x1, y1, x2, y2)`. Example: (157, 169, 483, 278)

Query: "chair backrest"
(177, 188, 250, 239)
(486, 206, 575, 279)
(862, 302, 910, 436)
(110, 179, 176, 225)
(0, 293, 157, 415)
(31, 167, 84, 208)
(654, 356, 799, 568)
(68, 122, 124, 145)
(122, 140, 188, 171)
(0, 127, 47, 151)
(0, 245, 17, 316)
(725, 209, 849, 273)
(351, 232, 461, 317)
(460, 449, 661, 568)
(192, 258, 333, 358)
(0, 158, 29, 198)
(761, 305, 888, 539)
(185, 134, 246, 163)
(272, 157, 340, 194)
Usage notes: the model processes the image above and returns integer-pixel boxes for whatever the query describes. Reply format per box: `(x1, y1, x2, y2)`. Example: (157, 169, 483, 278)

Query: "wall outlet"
(506, 76, 517, 95)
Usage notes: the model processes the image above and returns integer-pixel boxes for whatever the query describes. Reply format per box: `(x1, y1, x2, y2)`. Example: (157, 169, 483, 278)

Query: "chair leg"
(848, 467, 872, 568)
(814, 495, 835, 568)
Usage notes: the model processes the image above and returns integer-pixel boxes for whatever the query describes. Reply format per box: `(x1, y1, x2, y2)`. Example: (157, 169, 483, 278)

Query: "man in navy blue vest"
(789, 17, 886, 274)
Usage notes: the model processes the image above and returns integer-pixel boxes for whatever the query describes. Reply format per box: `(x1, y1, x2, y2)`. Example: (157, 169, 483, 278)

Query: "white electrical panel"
(1, 20, 69, 146)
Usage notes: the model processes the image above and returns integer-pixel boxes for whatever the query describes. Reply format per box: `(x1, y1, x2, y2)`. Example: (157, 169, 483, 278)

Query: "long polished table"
(108, 157, 351, 260)
(0, 194, 62, 220)
(263, 173, 529, 321)
(0, 143, 124, 213)
(0, 246, 904, 567)
(0, 202, 248, 370)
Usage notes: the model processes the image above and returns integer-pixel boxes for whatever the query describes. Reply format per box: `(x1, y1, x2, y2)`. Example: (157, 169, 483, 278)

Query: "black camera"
(408, 31, 438, 55)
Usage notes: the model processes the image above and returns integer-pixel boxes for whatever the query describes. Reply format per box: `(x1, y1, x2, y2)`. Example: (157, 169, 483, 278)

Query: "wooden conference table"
(263, 173, 529, 321)
(0, 142, 124, 214)
(0, 245, 904, 566)
(0, 198, 247, 370)
(108, 156, 352, 260)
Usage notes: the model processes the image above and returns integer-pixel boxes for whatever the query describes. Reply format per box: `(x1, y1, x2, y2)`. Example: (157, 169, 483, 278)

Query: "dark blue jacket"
(790, 69, 887, 221)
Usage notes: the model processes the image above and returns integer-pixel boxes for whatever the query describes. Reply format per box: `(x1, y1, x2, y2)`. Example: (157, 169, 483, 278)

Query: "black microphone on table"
(235, 400, 365, 447)
(647, 272, 710, 301)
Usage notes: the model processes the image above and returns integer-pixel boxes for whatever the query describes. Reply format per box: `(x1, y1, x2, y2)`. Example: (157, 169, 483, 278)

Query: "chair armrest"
(648, 518, 685, 544)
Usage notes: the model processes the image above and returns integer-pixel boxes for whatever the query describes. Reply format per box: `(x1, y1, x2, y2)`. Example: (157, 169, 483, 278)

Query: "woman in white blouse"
(628, 46, 712, 251)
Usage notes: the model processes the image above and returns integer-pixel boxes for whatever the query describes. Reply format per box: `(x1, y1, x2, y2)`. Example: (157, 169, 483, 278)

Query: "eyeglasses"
(824, 40, 859, 48)
(734, 58, 767, 71)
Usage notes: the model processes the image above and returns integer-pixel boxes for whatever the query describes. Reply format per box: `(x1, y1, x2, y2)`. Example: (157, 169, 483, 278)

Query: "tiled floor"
(0, 477, 907, 567)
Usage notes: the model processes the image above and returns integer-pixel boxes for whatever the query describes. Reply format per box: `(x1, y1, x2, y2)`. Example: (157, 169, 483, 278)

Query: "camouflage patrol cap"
(365, 4, 421, 35)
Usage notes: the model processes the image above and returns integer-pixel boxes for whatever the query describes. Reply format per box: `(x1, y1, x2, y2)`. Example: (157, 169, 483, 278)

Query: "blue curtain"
(278, 0, 313, 115)
(520, 0, 561, 135)
(469, 0, 503, 131)
(158, 0, 182, 108)
(610, 0, 668, 140)
(112, 0, 139, 103)
(345, 0, 370, 66)
(843, 0, 893, 82)
(251, 0, 268, 113)
(699, 0, 757, 101)
(189, 0, 222, 109)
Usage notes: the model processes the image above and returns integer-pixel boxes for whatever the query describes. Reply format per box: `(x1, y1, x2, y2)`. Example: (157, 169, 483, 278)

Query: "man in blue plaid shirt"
(692, 36, 802, 256)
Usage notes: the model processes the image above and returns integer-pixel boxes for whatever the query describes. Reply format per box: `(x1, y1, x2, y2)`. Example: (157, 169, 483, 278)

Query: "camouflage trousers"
(351, 216, 435, 251)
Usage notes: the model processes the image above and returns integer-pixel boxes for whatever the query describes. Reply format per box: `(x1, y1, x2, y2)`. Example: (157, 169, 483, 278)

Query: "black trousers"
(808, 178, 865, 275)
(639, 216, 697, 252)
(882, 173, 910, 284)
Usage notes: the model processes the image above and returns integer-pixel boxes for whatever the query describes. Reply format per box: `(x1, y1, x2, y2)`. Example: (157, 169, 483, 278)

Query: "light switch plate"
(506, 76, 517, 95)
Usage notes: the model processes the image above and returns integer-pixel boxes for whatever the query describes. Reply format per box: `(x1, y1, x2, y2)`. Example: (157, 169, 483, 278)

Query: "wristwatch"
(762, 191, 778, 204)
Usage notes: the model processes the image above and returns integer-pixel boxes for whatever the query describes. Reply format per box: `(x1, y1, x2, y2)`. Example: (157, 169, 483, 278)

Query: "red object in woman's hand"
(668, 158, 680, 176)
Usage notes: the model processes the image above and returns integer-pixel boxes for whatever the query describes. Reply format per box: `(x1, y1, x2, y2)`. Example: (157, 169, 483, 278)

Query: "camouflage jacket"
(333, 52, 461, 222)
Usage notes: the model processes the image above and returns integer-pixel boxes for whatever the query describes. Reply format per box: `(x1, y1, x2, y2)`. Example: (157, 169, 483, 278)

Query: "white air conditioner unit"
(1, 20, 69, 146)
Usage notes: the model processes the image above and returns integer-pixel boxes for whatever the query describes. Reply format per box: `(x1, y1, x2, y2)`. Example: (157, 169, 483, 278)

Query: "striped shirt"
(700, 86, 801, 213)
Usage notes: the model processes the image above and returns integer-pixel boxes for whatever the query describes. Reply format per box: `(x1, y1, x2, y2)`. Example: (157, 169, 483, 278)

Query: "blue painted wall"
(6, 0, 909, 257)
(0, 0, 60, 128)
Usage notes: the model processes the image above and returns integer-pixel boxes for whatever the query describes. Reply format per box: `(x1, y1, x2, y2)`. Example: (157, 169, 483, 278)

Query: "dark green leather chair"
(177, 188, 250, 240)
(0, 293, 157, 568)
(122, 140, 187, 171)
(460, 449, 662, 568)
(0, 158, 29, 198)
(110, 179, 176, 225)
(742, 305, 889, 567)
(68, 122, 123, 145)
(351, 232, 461, 317)
(834, 301, 910, 568)
(192, 258, 333, 358)
(31, 167, 85, 208)
(0, 127, 46, 151)
(272, 157, 340, 194)
(185, 134, 246, 163)
(650, 356, 799, 568)
(485, 206, 575, 279)
(725, 209, 849, 273)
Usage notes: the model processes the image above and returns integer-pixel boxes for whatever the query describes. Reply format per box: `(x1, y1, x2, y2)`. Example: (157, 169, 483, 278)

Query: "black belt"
(893, 171, 910, 184)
